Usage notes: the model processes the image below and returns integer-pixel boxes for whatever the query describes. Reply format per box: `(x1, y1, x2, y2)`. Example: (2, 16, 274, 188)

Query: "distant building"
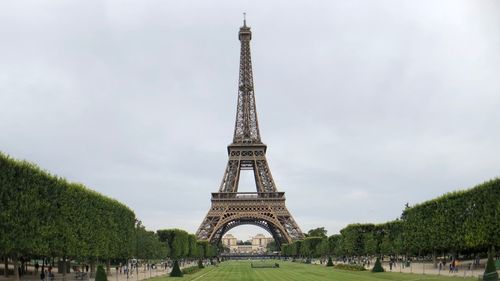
(222, 233, 274, 254)
(222, 233, 238, 247)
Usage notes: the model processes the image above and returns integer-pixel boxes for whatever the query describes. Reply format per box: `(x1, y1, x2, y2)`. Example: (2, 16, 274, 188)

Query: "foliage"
(372, 258, 384, 273)
(402, 178, 500, 255)
(0, 152, 136, 265)
(169, 260, 182, 277)
(198, 259, 205, 269)
(329, 235, 343, 256)
(334, 264, 366, 271)
(181, 265, 202, 275)
(301, 237, 323, 258)
(135, 223, 168, 260)
(95, 265, 107, 281)
(266, 240, 278, 252)
(363, 233, 378, 256)
(483, 247, 499, 281)
(326, 256, 334, 267)
(307, 227, 327, 238)
(157, 229, 190, 259)
(188, 234, 199, 258)
(340, 224, 375, 257)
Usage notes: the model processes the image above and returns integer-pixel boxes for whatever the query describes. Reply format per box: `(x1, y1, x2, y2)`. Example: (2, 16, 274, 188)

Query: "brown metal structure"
(196, 19, 304, 247)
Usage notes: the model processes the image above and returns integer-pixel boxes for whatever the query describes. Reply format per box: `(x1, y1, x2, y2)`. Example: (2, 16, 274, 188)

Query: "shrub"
(181, 265, 201, 275)
(483, 248, 499, 281)
(170, 260, 183, 277)
(372, 257, 385, 273)
(326, 256, 334, 267)
(95, 265, 107, 281)
(334, 264, 366, 271)
(198, 259, 204, 269)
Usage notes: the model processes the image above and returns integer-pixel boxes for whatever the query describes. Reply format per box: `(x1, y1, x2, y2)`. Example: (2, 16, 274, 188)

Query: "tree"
(196, 241, 208, 269)
(187, 235, 198, 259)
(156, 229, 189, 277)
(0, 152, 137, 281)
(307, 227, 327, 238)
(363, 233, 378, 257)
(301, 237, 323, 260)
(317, 238, 329, 258)
(379, 234, 392, 256)
(340, 224, 375, 257)
(266, 240, 278, 253)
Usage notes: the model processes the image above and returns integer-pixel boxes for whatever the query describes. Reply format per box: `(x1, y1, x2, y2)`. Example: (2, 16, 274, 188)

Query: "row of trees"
(0, 152, 217, 280)
(0, 152, 136, 281)
(282, 178, 500, 261)
(156, 229, 217, 276)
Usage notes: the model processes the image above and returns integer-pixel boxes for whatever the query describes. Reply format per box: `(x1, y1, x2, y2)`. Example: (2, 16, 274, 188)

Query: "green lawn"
(151, 260, 477, 281)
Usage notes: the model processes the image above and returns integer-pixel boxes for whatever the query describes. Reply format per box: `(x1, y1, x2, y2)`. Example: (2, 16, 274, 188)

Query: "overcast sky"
(1, 0, 500, 241)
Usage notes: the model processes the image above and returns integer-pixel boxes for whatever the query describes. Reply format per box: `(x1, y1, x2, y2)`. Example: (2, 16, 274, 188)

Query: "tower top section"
(239, 13, 251, 41)
(233, 18, 261, 144)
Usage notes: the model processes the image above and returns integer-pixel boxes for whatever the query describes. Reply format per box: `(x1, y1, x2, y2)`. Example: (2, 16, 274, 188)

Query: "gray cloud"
(1, 0, 500, 239)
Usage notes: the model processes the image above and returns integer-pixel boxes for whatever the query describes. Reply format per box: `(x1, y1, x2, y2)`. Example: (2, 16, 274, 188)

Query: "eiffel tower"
(196, 19, 304, 247)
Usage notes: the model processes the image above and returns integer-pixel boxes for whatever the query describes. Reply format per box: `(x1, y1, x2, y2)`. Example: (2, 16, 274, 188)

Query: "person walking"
(40, 267, 45, 281)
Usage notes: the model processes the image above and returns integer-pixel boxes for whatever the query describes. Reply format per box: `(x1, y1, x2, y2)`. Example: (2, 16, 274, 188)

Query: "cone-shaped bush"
(326, 256, 334, 267)
(170, 260, 183, 277)
(198, 259, 204, 269)
(483, 248, 499, 281)
(372, 257, 385, 272)
(95, 265, 107, 281)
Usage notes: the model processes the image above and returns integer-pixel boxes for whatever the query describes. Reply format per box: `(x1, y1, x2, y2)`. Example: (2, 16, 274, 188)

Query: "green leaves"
(0, 152, 136, 260)
(403, 178, 500, 254)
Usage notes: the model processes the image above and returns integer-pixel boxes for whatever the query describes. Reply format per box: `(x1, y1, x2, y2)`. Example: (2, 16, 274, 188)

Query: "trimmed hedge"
(95, 265, 107, 281)
(483, 248, 499, 281)
(170, 260, 182, 277)
(281, 178, 500, 260)
(403, 178, 500, 254)
(181, 265, 202, 275)
(372, 258, 384, 273)
(0, 152, 136, 261)
(334, 264, 366, 271)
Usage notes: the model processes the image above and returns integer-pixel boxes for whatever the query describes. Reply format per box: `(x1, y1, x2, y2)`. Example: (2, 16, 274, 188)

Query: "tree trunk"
(106, 259, 111, 276)
(433, 251, 437, 268)
(13, 256, 19, 281)
(62, 256, 67, 281)
(90, 260, 95, 278)
(4, 257, 8, 277)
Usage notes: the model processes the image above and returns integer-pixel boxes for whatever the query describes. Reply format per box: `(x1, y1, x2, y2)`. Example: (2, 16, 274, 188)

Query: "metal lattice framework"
(196, 19, 304, 248)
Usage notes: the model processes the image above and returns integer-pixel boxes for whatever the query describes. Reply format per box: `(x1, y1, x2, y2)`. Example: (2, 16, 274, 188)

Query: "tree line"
(282, 178, 500, 262)
(0, 152, 217, 280)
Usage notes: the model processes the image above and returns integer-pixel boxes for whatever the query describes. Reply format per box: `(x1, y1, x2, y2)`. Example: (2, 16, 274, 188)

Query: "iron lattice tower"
(196, 20, 304, 247)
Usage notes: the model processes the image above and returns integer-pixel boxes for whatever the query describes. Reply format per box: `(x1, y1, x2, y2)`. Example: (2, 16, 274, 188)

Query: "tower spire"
(243, 12, 247, 27)
(233, 18, 261, 144)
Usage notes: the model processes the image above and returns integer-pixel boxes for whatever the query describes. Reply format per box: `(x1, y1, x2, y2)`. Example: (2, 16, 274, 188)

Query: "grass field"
(151, 260, 478, 281)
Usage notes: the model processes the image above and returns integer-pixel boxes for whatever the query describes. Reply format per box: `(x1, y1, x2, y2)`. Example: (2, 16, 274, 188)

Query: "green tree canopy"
(307, 227, 327, 238)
